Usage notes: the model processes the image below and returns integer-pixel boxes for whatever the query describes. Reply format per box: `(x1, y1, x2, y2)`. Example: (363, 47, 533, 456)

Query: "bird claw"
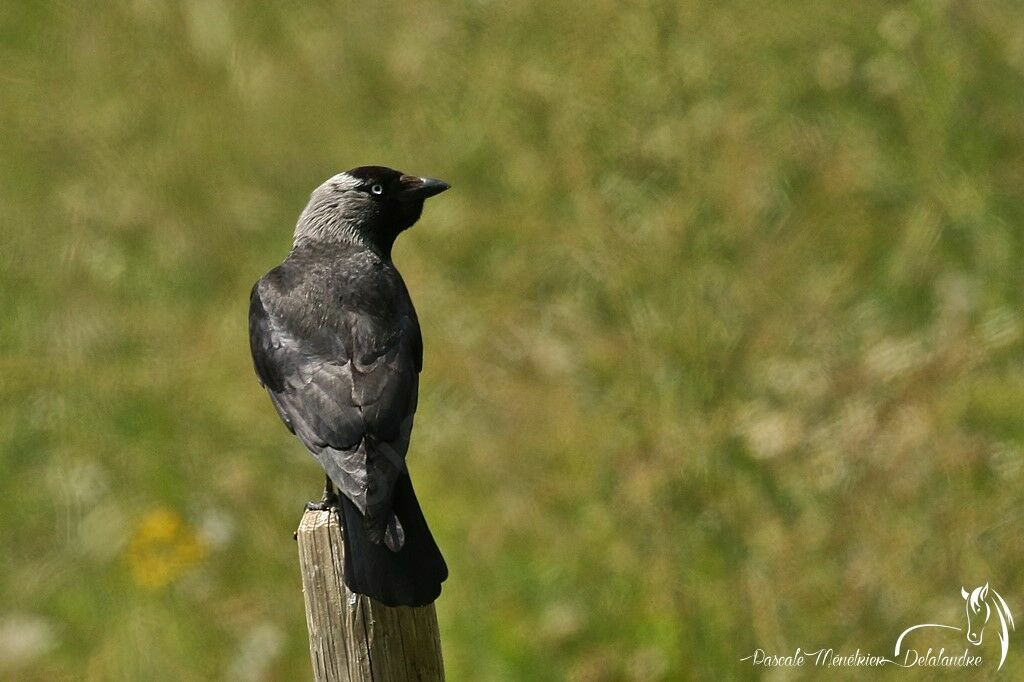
(305, 473, 341, 513)
(304, 499, 339, 512)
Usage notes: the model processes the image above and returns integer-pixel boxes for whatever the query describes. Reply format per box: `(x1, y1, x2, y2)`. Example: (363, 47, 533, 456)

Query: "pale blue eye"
(370, 184, 384, 195)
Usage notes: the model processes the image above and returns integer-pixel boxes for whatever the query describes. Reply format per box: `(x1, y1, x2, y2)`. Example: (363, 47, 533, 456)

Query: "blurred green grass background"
(2, 1, 1024, 679)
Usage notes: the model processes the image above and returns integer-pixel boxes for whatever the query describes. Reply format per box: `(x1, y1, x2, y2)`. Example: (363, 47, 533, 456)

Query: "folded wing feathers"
(251, 285, 417, 549)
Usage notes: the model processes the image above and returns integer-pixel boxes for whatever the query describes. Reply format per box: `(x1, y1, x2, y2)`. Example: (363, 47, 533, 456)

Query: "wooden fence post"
(296, 509, 445, 682)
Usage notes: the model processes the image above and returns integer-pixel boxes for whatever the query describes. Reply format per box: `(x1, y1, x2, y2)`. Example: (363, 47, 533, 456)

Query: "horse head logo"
(896, 583, 1015, 670)
(962, 584, 991, 645)
(961, 583, 1014, 665)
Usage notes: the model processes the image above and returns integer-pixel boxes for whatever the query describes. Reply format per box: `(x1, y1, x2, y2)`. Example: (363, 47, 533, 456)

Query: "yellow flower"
(126, 507, 205, 589)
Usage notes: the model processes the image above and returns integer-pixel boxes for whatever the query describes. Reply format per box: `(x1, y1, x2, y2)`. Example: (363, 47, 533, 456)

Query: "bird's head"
(293, 165, 450, 255)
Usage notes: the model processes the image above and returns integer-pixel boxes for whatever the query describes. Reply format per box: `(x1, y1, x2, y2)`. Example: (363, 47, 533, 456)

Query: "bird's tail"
(338, 473, 448, 607)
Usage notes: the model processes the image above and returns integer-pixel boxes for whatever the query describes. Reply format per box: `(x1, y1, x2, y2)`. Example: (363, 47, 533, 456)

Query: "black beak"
(399, 176, 450, 201)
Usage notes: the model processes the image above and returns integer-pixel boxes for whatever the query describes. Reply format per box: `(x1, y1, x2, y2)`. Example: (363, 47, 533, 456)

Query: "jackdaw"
(248, 166, 450, 606)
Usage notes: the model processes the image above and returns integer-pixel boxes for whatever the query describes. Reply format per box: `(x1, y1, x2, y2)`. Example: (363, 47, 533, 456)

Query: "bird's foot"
(304, 496, 339, 512)
(305, 474, 341, 514)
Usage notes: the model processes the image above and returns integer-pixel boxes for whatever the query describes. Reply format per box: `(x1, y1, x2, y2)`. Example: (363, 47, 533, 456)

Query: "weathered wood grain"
(297, 509, 444, 682)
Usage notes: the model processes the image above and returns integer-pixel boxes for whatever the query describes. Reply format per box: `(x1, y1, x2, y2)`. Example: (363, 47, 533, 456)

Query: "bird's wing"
(248, 281, 419, 543)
